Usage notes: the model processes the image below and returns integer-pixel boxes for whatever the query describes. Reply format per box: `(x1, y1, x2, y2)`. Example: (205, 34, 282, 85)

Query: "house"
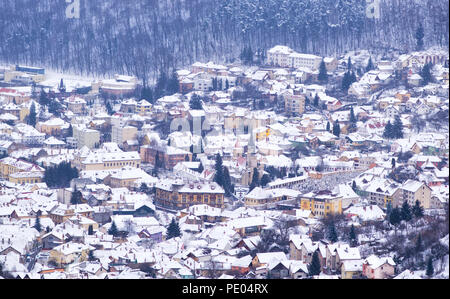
(288, 260, 309, 279)
(227, 216, 270, 237)
(363, 255, 396, 279)
(343, 205, 386, 224)
(341, 259, 363, 279)
(335, 246, 361, 271)
(49, 242, 94, 265)
(400, 179, 432, 209)
(268, 260, 290, 279)
(231, 255, 253, 275)
(252, 252, 287, 269)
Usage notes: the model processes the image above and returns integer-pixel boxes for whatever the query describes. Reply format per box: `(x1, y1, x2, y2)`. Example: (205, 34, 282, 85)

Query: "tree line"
(0, 0, 447, 84)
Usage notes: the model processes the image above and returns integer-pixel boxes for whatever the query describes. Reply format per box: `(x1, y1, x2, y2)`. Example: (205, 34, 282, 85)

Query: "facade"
(80, 151, 141, 171)
(299, 190, 343, 218)
(363, 255, 396, 279)
(140, 144, 192, 170)
(401, 180, 432, 209)
(284, 93, 306, 115)
(73, 127, 101, 149)
(155, 179, 225, 210)
(0, 157, 45, 179)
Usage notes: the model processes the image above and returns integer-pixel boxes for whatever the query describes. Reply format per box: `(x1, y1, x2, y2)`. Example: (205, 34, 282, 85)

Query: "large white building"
(267, 45, 323, 70)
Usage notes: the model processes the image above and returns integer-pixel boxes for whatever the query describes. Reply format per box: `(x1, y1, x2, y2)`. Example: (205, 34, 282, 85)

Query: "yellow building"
(254, 127, 271, 142)
(49, 243, 93, 266)
(0, 157, 45, 179)
(38, 118, 67, 135)
(8, 171, 43, 184)
(136, 99, 152, 115)
(299, 190, 343, 218)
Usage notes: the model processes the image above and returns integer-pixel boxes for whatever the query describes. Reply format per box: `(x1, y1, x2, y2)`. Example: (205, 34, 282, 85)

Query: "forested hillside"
(0, 0, 448, 84)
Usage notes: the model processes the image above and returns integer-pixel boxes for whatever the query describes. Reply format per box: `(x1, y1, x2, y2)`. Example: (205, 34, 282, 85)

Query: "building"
(65, 96, 87, 114)
(267, 46, 323, 70)
(73, 126, 101, 149)
(8, 171, 44, 184)
(363, 255, 396, 279)
(140, 144, 192, 170)
(400, 179, 432, 209)
(80, 151, 141, 171)
(0, 157, 45, 179)
(155, 179, 225, 210)
(112, 125, 137, 146)
(284, 93, 306, 115)
(299, 190, 343, 218)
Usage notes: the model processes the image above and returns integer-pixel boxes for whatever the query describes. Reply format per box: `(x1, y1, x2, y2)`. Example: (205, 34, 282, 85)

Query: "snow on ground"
(40, 70, 98, 92)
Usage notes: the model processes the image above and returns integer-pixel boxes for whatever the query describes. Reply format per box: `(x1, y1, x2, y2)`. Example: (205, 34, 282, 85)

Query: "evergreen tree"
(33, 212, 42, 232)
(225, 79, 229, 90)
(214, 153, 224, 187)
(383, 121, 394, 139)
(349, 224, 357, 246)
(392, 114, 404, 139)
(28, 102, 37, 127)
(318, 59, 328, 83)
(332, 121, 340, 137)
(401, 201, 412, 222)
(349, 107, 357, 123)
(108, 221, 119, 237)
(415, 23, 425, 51)
(426, 256, 434, 277)
(167, 218, 181, 239)
(412, 200, 424, 218)
(313, 94, 320, 107)
(342, 71, 350, 91)
(366, 57, 374, 72)
(308, 250, 321, 276)
(420, 63, 433, 85)
(223, 166, 232, 196)
(260, 174, 271, 187)
(391, 158, 396, 169)
(347, 57, 352, 71)
(189, 93, 203, 110)
(39, 89, 50, 107)
(327, 222, 338, 243)
(389, 207, 401, 226)
(249, 168, 259, 191)
(326, 121, 331, 132)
